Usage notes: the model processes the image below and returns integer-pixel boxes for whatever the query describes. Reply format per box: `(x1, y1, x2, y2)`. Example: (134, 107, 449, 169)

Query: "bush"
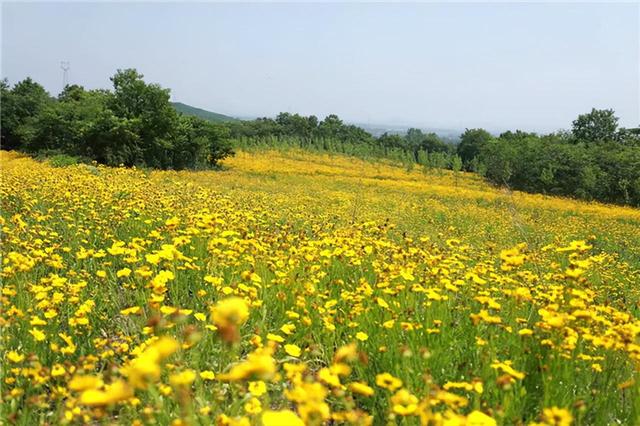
(47, 153, 83, 168)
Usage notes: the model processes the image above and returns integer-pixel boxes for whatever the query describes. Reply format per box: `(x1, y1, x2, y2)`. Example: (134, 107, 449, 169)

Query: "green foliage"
(572, 108, 619, 143)
(2, 72, 637, 206)
(227, 116, 458, 169)
(172, 115, 233, 169)
(1, 77, 52, 150)
(1, 70, 233, 170)
(478, 121, 640, 206)
(450, 155, 463, 172)
(468, 157, 487, 176)
(46, 153, 83, 168)
(457, 128, 493, 167)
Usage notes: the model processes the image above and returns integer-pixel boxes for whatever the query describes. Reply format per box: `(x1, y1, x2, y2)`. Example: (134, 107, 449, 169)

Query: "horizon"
(2, 2, 639, 134)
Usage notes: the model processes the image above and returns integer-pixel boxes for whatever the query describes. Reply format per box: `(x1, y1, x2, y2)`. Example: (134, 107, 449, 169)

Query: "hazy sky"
(2, 2, 639, 132)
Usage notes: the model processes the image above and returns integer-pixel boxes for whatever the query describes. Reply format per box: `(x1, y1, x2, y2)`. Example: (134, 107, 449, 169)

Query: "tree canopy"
(1, 70, 233, 169)
(473, 112, 639, 206)
(572, 108, 619, 143)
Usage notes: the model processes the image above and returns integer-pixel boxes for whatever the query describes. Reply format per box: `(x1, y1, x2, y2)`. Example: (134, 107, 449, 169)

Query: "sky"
(2, 2, 639, 133)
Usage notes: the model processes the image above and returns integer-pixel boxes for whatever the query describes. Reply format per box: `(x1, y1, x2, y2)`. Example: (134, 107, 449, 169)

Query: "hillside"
(2, 148, 639, 424)
(171, 101, 238, 122)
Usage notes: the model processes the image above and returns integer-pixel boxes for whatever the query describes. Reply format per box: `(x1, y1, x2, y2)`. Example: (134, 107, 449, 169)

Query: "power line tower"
(60, 61, 70, 90)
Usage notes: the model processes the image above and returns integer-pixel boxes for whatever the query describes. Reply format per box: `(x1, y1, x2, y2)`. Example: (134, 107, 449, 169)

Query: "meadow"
(1, 149, 640, 425)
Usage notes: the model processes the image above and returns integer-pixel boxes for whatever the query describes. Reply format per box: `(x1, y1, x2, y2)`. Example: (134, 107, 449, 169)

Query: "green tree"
(318, 114, 344, 138)
(421, 133, 450, 154)
(457, 128, 492, 168)
(539, 167, 555, 193)
(172, 116, 233, 169)
(4, 70, 233, 170)
(1, 77, 52, 149)
(572, 108, 619, 143)
(378, 132, 404, 154)
(108, 69, 179, 168)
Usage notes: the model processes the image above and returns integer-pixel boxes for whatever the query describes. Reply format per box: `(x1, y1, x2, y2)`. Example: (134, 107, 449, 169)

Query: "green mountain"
(171, 102, 238, 122)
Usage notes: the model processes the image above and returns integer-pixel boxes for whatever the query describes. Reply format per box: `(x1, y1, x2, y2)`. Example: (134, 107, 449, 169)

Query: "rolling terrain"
(1, 149, 639, 425)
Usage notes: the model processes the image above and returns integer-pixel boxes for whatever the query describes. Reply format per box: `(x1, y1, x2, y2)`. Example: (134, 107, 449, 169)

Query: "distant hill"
(171, 102, 238, 122)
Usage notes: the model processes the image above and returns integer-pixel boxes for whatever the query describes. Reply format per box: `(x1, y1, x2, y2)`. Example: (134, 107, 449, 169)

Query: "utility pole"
(60, 61, 70, 91)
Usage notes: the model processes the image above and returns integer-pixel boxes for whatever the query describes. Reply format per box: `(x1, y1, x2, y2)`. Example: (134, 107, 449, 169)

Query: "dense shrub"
(46, 153, 84, 168)
(472, 111, 640, 206)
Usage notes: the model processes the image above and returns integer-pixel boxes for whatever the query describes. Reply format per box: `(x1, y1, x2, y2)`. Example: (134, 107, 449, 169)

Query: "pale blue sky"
(2, 2, 638, 132)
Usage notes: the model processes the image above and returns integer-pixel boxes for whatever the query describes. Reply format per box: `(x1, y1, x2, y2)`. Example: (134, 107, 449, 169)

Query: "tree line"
(222, 110, 640, 207)
(1, 69, 233, 169)
(457, 111, 640, 206)
(1, 70, 638, 206)
(226, 113, 461, 168)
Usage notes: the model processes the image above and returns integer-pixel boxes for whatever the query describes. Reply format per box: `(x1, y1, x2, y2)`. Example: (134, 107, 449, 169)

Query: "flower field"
(2, 149, 640, 425)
